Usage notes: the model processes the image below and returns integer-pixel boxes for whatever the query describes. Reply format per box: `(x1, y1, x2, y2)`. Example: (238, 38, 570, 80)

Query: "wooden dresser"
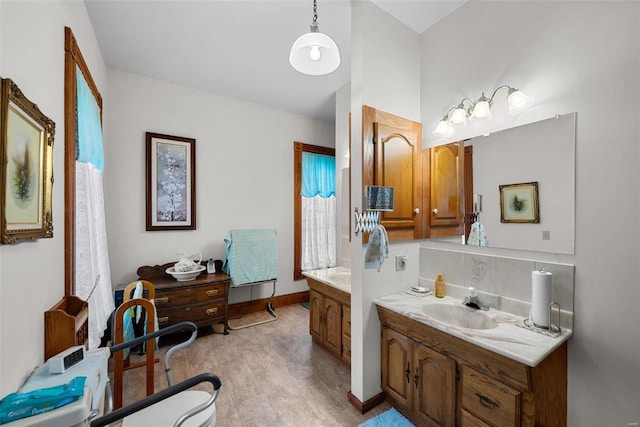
(137, 263, 230, 334)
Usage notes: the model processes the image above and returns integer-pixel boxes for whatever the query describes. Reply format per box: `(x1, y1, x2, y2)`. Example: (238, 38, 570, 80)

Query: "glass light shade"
(507, 90, 534, 115)
(432, 120, 452, 137)
(472, 100, 492, 120)
(449, 107, 467, 127)
(290, 31, 340, 76)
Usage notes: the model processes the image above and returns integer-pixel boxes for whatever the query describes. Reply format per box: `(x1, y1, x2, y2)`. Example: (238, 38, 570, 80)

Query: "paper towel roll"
(531, 270, 553, 327)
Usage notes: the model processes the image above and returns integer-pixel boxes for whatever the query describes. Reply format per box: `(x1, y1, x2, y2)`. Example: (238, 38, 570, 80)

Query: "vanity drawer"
(460, 409, 492, 427)
(341, 333, 351, 364)
(342, 306, 351, 338)
(155, 283, 227, 307)
(157, 300, 226, 328)
(461, 366, 521, 427)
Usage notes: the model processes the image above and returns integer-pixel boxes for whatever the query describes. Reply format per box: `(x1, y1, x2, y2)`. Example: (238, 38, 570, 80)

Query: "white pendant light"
(289, 0, 340, 76)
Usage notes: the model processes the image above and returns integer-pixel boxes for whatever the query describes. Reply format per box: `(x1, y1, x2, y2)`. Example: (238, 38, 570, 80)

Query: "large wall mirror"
(429, 113, 576, 254)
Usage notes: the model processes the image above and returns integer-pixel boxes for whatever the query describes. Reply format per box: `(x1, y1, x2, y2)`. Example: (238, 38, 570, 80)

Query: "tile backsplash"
(419, 248, 575, 329)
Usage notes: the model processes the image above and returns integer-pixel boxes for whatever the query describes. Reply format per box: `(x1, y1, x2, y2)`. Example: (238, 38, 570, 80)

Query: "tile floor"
(117, 304, 391, 426)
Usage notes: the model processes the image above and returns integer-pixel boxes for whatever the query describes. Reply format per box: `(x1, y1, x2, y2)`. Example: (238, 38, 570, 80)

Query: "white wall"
(421, 2, 640, 425)
(104, 70, 335, 303)
(350, 0, 422, 402)
(0, 1, 107, 395)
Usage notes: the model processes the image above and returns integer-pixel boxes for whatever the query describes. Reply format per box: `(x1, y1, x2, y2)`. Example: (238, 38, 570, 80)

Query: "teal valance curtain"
(76, 66, 104, 171)
(301, 152, 335, 198)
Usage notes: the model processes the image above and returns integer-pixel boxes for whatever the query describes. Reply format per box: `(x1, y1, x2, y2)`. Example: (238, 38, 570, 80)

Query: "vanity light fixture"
(432, 85, 534, 137)
(289, 0, 340, 76)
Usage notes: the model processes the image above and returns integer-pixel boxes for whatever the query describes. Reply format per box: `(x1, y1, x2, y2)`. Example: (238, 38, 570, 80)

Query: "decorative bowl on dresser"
(136, 262, 230, 334)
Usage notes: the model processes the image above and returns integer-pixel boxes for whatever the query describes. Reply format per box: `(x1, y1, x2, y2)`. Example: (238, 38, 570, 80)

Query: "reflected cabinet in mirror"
(428, 113, 576, 254)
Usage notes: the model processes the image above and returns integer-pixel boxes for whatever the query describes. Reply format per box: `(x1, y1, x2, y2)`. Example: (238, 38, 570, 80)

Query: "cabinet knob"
(206, 289, 219, 297)
(432, 208, 439, 215)
(158, 317, 169, 325)
(206, 307, 218, 316)
(414, 208, 420, 215)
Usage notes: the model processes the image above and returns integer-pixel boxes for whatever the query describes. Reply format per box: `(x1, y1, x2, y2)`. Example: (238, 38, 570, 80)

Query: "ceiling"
(85, 1, 466, 122)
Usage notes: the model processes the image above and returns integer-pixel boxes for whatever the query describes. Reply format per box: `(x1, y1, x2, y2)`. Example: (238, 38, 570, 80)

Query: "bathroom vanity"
(302, 267, 351, 366)
(375, 293, 570, 426)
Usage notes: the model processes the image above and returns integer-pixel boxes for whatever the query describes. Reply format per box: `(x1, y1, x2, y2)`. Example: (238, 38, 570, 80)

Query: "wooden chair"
(112, 280, 157, 410)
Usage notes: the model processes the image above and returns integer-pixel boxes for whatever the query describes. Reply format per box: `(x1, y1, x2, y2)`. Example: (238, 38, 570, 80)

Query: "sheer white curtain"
(74, 66, 114, 349)
(300, 151, 336, 271)
(302, 195, 336, 270)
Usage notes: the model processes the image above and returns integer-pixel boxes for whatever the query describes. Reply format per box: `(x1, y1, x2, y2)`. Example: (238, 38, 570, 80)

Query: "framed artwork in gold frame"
(499, 181, 539, 223)
(0, 78, 55, 244)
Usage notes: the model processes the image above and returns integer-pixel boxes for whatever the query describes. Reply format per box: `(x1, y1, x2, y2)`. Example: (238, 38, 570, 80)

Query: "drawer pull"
(476, 392, 499, 410)
(158, 317, 169, 325)
(206, 307, 218, 315)
(155, 297, 169, 305)
(206, 289, 219, 297)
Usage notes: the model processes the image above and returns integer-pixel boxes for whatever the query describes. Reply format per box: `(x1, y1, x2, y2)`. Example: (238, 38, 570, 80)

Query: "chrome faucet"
(462, 287, 489, 311)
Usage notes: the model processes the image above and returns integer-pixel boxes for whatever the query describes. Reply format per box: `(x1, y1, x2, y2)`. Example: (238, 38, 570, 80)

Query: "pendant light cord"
(313, 0, 318, 23)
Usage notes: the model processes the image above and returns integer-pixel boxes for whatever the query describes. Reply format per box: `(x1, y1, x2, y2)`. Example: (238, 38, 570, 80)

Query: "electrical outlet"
(542, 230, 551, 240)
(395, 255, 407, 271)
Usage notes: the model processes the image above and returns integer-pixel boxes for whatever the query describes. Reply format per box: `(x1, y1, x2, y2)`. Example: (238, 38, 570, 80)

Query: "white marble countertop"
(302, 266, 351, 294)
(374, 292, 572, 367)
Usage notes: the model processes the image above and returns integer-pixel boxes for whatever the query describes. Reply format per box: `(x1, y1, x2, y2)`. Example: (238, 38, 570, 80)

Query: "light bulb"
(432, 119, 452, 137)
(507, 89, 534, 115)
(309, 46, 321, 61)
(449, 107, 467, 127)
(472, 100, 492, 120)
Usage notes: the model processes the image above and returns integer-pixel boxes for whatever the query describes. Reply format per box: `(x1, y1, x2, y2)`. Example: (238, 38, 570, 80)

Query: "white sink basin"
(421, 303, 498, 330)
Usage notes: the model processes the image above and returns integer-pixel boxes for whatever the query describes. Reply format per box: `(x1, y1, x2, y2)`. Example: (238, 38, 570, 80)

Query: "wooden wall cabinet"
(377, 305, 567, 426)
(306, 278, 350, 365)
(363, 106, 423, 241)
(424, 141, 464, 239)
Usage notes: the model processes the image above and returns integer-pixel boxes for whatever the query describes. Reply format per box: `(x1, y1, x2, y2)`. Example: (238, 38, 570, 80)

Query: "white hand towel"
(364, 223, 389, 272)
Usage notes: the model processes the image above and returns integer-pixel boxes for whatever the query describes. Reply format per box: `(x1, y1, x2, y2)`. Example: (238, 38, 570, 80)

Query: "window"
(293, 142, 336, 280)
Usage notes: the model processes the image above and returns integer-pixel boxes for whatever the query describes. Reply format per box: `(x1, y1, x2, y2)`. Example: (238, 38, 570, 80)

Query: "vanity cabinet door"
(413, 343, 456, 427)
(381, 327, 414, 410)
(309, 290, 323, 343)
(323, 297, 342, 358)
(309, 289, 342, 359)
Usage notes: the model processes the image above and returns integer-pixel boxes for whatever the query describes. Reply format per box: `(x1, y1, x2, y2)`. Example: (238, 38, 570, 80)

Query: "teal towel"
(223, 229, 278, 286)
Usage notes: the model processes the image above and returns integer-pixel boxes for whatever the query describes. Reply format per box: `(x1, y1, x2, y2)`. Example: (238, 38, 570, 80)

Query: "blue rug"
(359, 408, 415, 427)
(301, 301, 309, 309)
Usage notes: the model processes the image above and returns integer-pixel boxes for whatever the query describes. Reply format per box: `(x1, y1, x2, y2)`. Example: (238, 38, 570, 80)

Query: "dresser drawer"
(461, 366, 521, 427)
(157, 300, 226, 328)
(155, 282, 227, 308)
